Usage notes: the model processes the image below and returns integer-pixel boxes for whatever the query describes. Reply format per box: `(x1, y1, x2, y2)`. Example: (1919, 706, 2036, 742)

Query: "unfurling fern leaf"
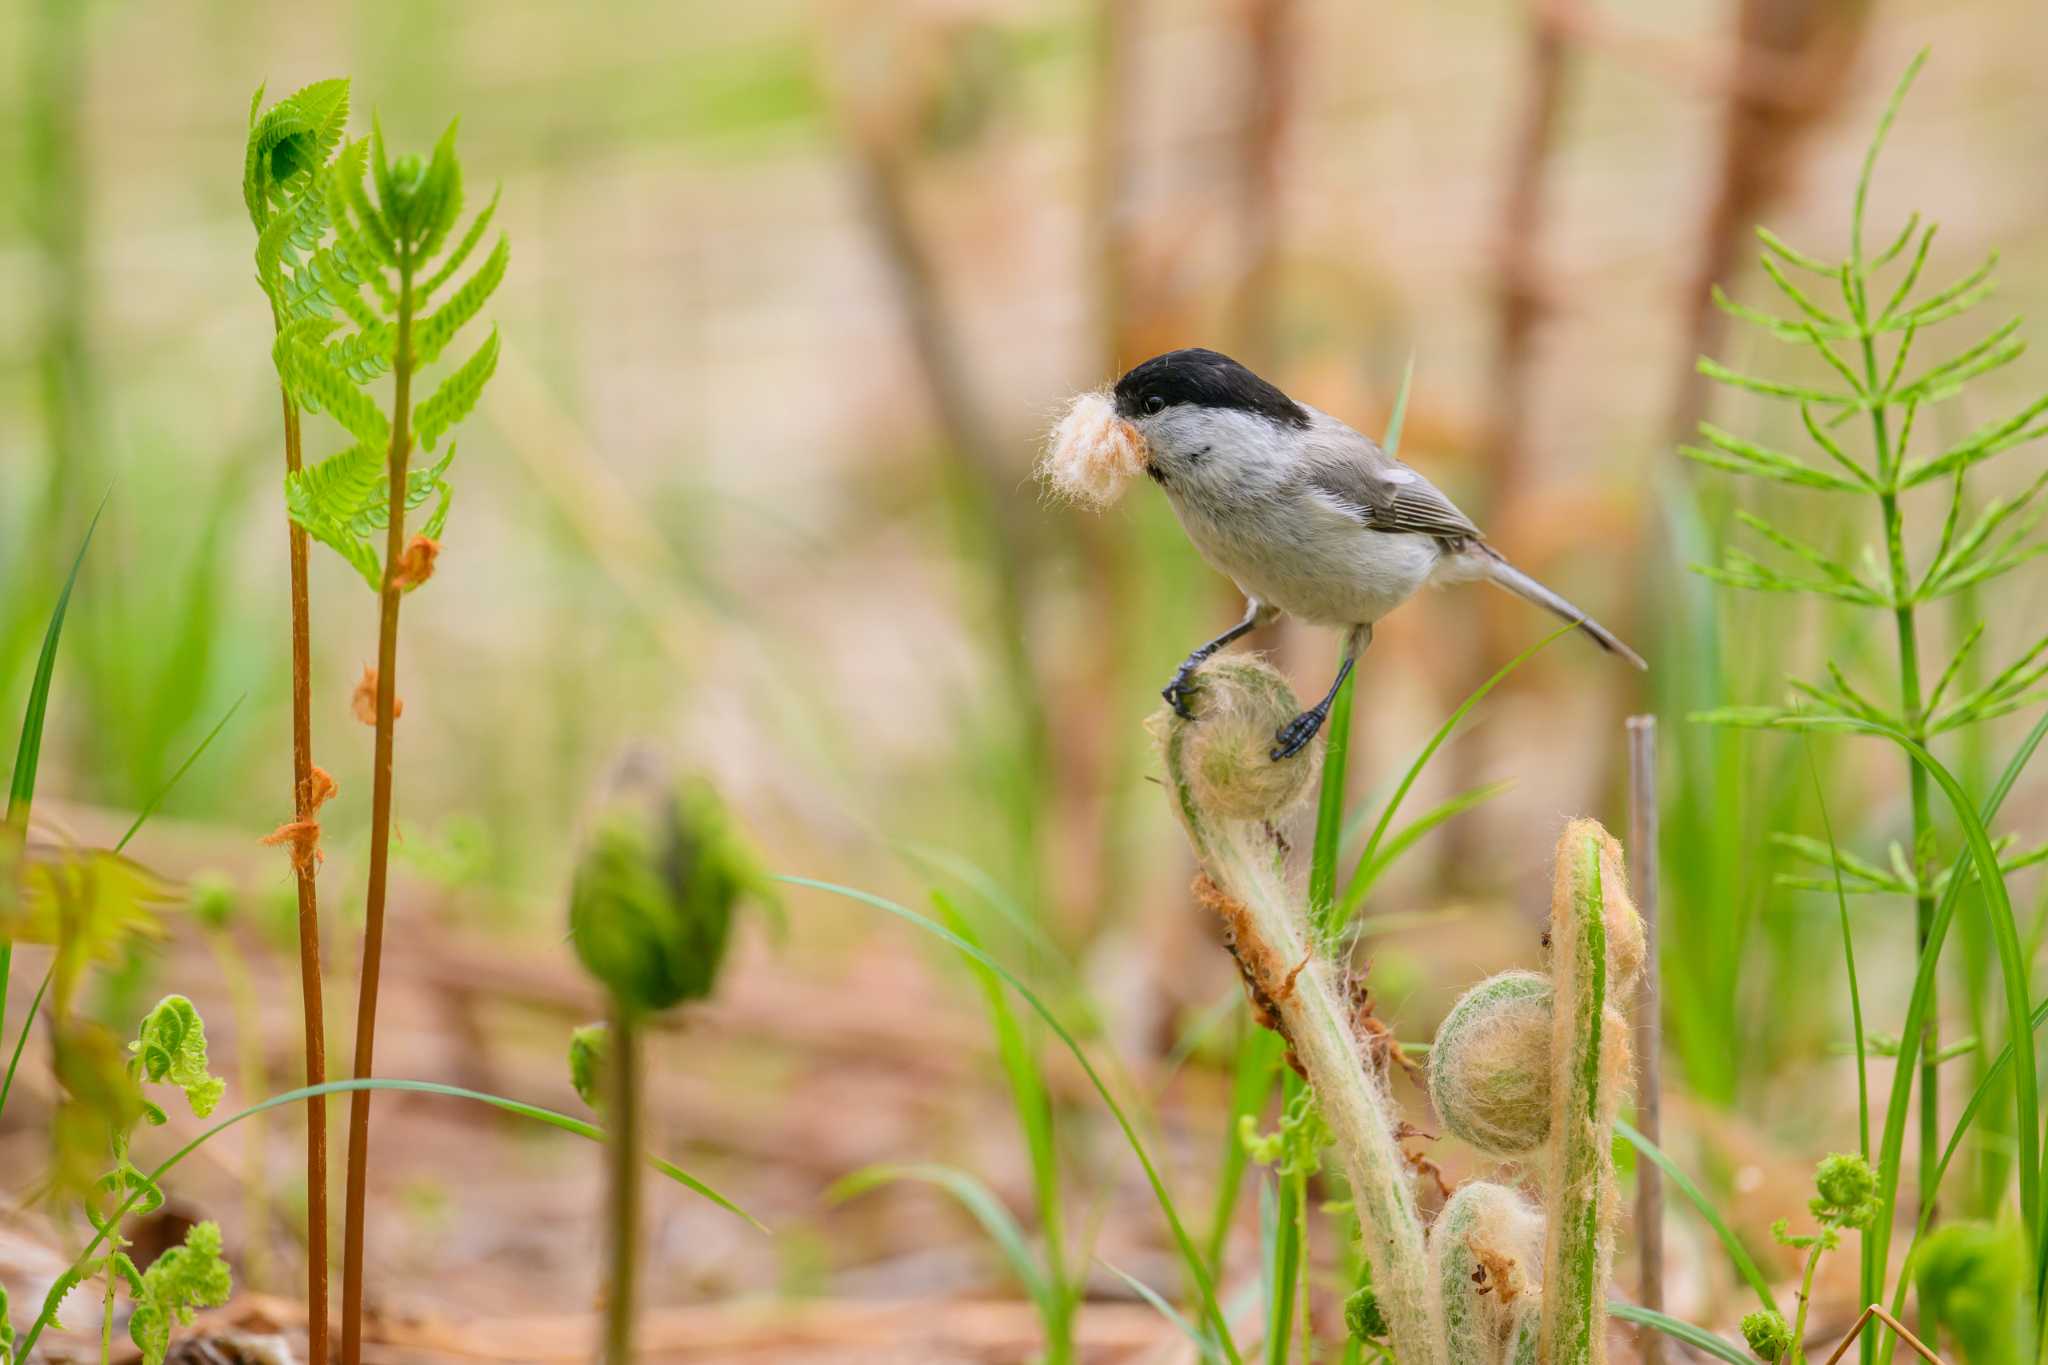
(244, 78, 350, 230)
(415, 235, 508, 364)
(415, 329, 500, 450)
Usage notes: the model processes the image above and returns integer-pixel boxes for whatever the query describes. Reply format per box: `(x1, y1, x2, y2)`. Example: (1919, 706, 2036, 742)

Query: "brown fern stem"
(280, 391, 331, 1365)
(340, 266, 414, 1365)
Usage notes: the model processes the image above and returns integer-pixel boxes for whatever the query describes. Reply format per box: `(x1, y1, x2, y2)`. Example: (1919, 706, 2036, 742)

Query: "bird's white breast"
(1167, 486, 1440, 627)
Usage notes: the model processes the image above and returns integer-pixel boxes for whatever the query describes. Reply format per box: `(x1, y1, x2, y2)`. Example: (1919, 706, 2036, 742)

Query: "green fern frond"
(421, 184, 498, 299)
(415, 328, 499, 450)
(285, 444, 386, 589)
(413, 120, 464, 263)
(414, 235, 508, 364)
(363, 449, 457, 532)
(277, 333, 390, 448)
(330, 139, 400, 274)
(325, 322, 394, 384)
(419, 479, 454, 541)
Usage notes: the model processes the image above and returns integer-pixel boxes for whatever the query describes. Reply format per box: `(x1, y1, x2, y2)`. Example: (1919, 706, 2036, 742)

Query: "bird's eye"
(1144, 395, 1166, 415)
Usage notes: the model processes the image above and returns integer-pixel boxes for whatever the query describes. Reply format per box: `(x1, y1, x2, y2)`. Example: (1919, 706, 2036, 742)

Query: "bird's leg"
(1163, 598, 1269, 719)
(1271, 623, 1371, 761)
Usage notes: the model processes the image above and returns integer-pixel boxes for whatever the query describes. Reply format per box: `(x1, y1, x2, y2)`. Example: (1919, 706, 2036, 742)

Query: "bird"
(1092, 347, 1645, 760)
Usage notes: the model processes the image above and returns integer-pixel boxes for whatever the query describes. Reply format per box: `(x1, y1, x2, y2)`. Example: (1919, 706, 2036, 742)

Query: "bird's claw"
(1269, 708, 1326, 761)
(1162, 674, 1199, 720)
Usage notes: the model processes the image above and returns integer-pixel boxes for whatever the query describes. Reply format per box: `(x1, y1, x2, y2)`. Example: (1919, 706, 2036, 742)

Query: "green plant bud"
(1914, 1219, 2031, 1365)
(1740, 1309, 1791, 1362)
(1810, 1151, 1878, 1228)
(568, 759, 765, 1015)
(1429, 971, 1553, 1156)
(1158, 656, 1320, 823)
(568, 1022, 609, 1111)
(1344, 1285, 1387, 1342)
(186, 872, 236, 931)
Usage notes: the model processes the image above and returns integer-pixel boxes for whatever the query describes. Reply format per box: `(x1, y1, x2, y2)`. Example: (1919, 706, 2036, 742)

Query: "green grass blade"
(1891, 990, 2048, 1330)
(7, 496, 105, 826)
(898, 841, 1070, 972)
(1803, 737, 1870, 1160)
(832, 1163, 1053, 1311)
(1333, 623, 1572, 932)
(1347, 780, 1515, 901)
(1606, 1303, 1752, 1365)
(1102, 1259, 1227, 1364)
(0, 961, 53, 1123)
(1801, 707, 2048, 1337)
(1262, 1124, 1304, 1365)
(113, 694, 246, 854)
(930, 891, 1070, 1321)
(1615, 1117, 1773, 1310)
(12, 1075, 762, 1361)
(1309, 668, 1357, 933)
(783, 874, 1245, 1365)
(1383, 353, 1416, 459)
(1205, 1023, 1281, 1278)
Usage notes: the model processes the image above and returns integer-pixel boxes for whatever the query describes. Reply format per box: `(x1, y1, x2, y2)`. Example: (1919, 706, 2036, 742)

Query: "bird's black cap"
(1112, 348, 1310, 429)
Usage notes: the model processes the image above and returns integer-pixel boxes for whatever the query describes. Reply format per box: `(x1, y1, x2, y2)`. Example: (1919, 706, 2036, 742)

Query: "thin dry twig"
(1818, 1304, 1945, 1365)
(1628, 715, 1664, 1364)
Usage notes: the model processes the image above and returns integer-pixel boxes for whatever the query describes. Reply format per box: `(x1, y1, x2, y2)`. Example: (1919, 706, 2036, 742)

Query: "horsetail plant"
(244, 77, 351, 1362)
(1695, 44, 2048, 1194)
(262, 102, 508, 1365)
(1689, 51, 2048, 1346)
(1160, 658, 1642, 1364)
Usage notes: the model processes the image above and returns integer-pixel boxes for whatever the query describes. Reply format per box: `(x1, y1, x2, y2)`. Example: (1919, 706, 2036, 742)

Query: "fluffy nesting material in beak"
(1040, 389, 1149, 507)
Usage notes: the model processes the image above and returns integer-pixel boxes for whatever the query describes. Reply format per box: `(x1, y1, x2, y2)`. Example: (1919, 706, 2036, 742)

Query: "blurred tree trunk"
(1669, 0, 1871, 443)
(1442, 1, 1580, 885)
(827, 24, 1056, 929)
(1671, 0, 1867, 439)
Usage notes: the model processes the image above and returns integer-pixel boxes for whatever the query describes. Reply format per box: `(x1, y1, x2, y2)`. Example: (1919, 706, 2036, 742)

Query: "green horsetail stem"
(1541, 827, 1632, 1365)
(1160, 659, 1445, 1365)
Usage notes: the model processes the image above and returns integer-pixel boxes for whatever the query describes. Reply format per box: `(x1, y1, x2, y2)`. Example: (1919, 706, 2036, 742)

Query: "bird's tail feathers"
(1481, 558, 1647, 670)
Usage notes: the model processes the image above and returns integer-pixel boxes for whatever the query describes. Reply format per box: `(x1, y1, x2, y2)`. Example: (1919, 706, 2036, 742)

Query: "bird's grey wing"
(1298, 420, 1483, 541)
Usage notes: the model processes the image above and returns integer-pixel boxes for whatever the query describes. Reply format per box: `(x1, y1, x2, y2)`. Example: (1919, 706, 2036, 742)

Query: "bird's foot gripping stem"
(1162, 666, 1202, 720)
(1163, 604, 1266, 720)
(1268, 643, 1361, 762)
(1269, 706, 1329, 760)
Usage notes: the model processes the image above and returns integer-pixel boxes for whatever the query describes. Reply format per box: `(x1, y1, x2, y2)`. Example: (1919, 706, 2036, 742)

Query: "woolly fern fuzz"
(1431, 1182, 1544, 1365)
(1161, 661, 1445, 1365)
(1041, 389, 1148, 506)
(1429, 971, 1553, 1158)
(1152, 655, 1319, 822)
(1539, 820, 1639, 1365)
